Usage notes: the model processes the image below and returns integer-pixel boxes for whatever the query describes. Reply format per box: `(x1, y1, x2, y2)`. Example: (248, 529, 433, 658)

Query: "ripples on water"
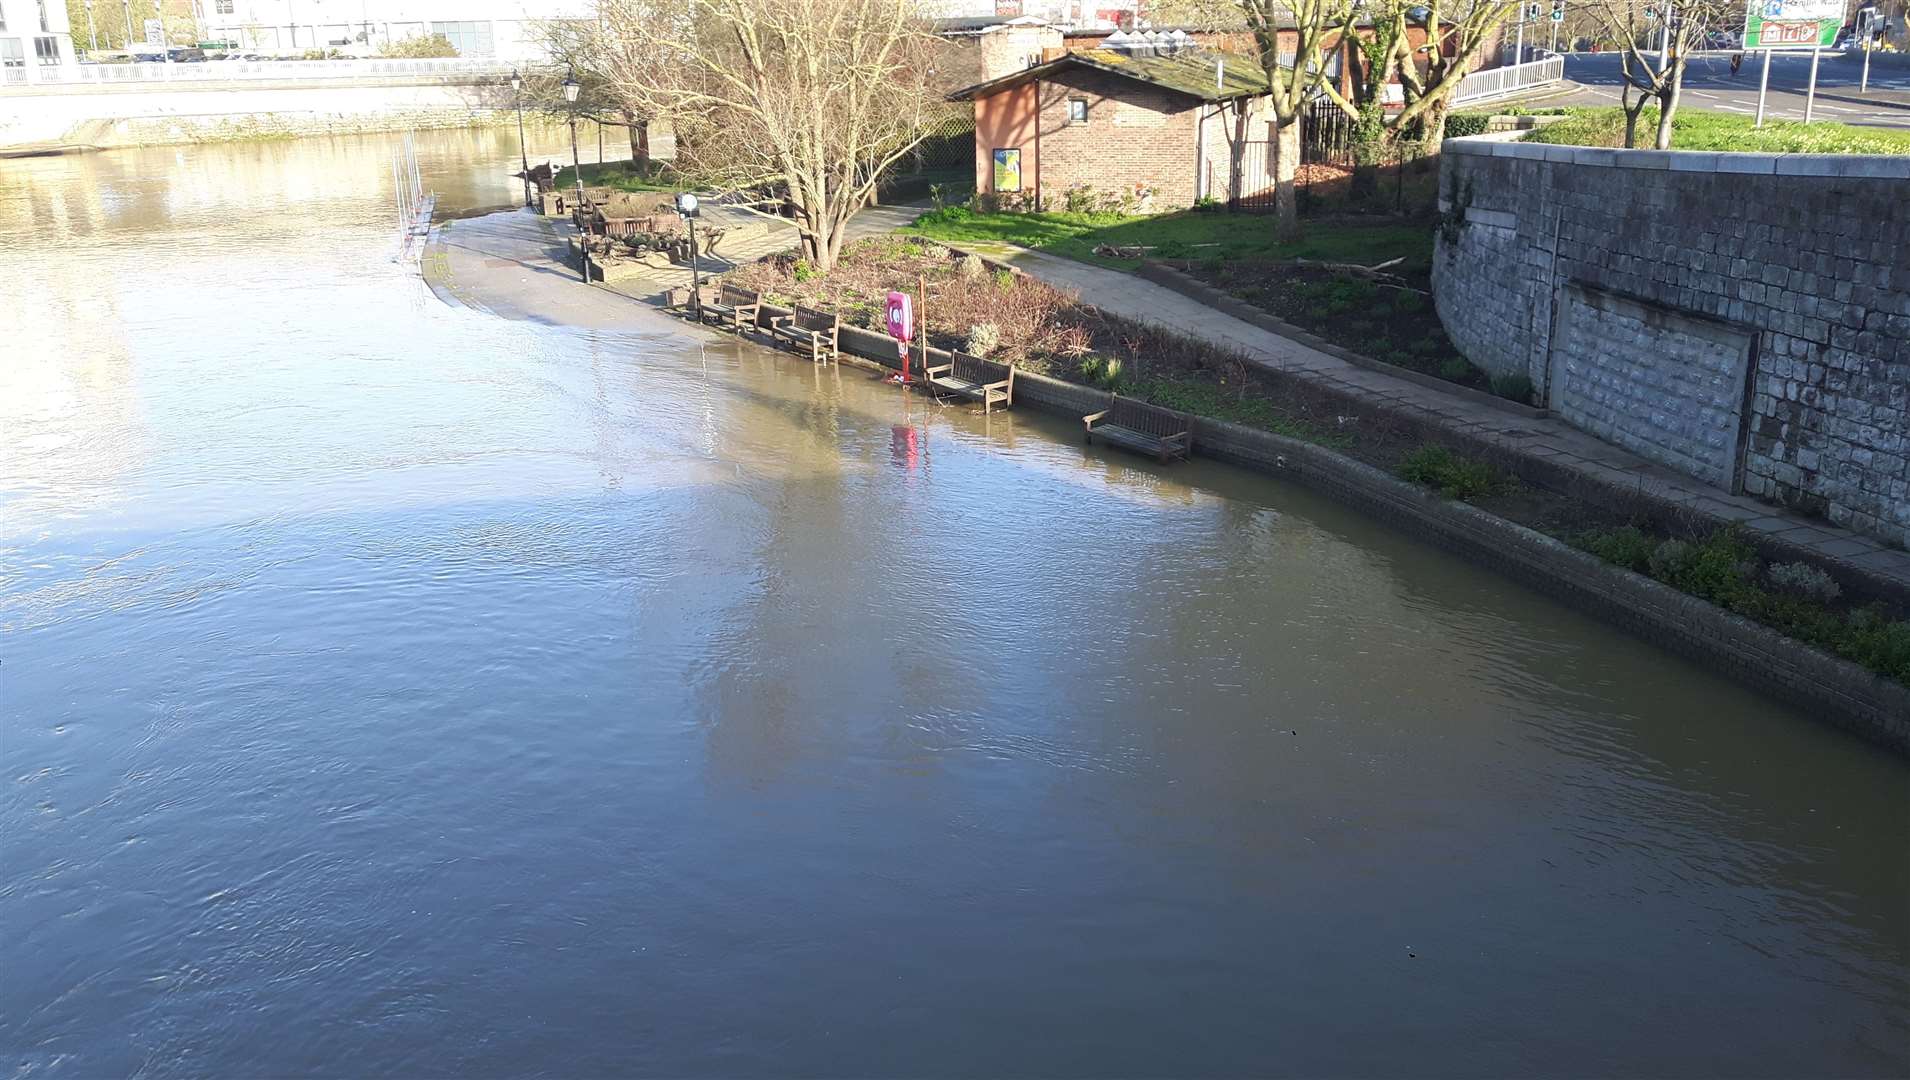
(1, 131, 1906, 1078)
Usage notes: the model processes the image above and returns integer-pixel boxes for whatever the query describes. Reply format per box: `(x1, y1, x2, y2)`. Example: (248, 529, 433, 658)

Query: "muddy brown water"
(1, 128, 1906, 1078)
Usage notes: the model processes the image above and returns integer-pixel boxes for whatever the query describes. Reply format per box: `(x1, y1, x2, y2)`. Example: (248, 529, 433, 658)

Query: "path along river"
(1, 128, 1906, 1078)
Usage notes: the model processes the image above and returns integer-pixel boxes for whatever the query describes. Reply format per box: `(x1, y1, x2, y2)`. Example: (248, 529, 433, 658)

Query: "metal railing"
(1452, 54, 1565, 104)
(1, 67, 26, 86)
(55, 56, 517, 84)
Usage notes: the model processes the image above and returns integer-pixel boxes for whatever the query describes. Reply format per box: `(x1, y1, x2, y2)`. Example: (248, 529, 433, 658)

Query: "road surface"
(1553, 51, 1910, 127)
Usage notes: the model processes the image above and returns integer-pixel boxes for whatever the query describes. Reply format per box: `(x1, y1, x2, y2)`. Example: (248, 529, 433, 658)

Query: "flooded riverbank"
(2, 130, 1906, 1077)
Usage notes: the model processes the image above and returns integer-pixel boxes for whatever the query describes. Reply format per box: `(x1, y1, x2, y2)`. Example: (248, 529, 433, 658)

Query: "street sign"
(143, 18, 164, 45)
(1550, 0, 1565, 21)
(1743, 0, 1840, 49)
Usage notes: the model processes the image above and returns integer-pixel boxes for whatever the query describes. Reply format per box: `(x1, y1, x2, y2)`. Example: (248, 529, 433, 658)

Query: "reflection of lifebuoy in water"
(891, 425, 920, 470)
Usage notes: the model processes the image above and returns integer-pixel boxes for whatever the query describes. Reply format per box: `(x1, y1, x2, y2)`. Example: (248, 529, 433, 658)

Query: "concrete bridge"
(0, 59, 522, 154)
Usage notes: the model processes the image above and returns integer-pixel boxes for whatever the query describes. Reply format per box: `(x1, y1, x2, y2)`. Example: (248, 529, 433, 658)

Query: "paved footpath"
(984, 243, 1910, 588)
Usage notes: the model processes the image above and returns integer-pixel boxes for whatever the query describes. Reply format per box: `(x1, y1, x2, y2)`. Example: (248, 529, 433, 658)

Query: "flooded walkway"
(2, 130, 1906, 1078)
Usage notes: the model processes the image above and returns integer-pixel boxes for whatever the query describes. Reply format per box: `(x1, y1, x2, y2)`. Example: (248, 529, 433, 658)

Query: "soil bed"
(1182, 257, 1503, 396)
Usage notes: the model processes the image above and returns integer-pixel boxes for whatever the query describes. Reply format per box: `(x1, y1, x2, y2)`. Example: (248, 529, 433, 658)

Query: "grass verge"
(903, 206, 1437, 272)
(1517, 106, 1910, 154)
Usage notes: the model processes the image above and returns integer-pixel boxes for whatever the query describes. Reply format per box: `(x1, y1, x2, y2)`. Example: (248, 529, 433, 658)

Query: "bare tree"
(590, 0, 953, 271)
(1340, 0, 1522, 150)
(1237, 0, 1360, 237)
(1586, 0, 1722, 148)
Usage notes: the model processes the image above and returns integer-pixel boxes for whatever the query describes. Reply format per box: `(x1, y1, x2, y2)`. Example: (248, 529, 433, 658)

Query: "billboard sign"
(144, 18, 165, 45)
(1744, 0, 1840, 48)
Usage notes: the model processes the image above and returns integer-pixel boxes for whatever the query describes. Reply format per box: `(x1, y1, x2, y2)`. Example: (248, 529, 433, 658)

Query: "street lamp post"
(675, 192, 702, 318)
(121, 0, 133, 50)
(84, 0, 98, 51)
(564, 69, 586, 283)
(511, 68, 530, 208)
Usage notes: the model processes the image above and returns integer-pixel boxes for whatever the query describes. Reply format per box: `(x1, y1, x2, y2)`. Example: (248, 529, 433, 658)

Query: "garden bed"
(1176, 256, 1527, 400)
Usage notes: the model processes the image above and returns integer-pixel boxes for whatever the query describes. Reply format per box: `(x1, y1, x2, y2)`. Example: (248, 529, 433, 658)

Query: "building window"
(1067, 97, 1088, 124)
(34, 34, 56, 63)
(0, 38, 21, 66)
(428, 20, 493, 57)
(215, 0, 233, 12)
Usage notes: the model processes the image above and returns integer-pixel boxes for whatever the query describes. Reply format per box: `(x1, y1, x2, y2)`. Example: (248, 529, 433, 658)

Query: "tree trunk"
(624, 111, 650, 170)
(1270, 113, 1302, 240)
(1655, 77, 1680, 150)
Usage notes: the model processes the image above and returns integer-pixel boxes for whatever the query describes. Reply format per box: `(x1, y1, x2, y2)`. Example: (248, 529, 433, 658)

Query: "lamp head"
(674, 192, 699, 217)
(510, 68, 521, 92)
(562, 70, 580, 103)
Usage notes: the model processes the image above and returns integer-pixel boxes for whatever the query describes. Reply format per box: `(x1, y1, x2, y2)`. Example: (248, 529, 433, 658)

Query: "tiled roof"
(947, 48, 1271, 102)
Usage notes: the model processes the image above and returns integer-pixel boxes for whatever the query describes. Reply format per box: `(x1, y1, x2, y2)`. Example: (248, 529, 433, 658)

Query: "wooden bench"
(696, 284, 762, 333)
(924, 352, 1016, 413)
(766, 306, 841, 364)
(1083, 396, 1191, 462)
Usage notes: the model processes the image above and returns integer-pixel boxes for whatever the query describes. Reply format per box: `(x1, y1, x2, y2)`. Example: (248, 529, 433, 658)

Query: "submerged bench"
(1083, 396, 1191, 462)
(766, 306, 840, 364)
(696, 285, 762, 333)
(924, 352, 1016, 413)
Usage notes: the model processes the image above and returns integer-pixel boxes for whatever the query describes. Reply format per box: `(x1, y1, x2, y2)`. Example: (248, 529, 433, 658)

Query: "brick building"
(950, 47, 1280, 210)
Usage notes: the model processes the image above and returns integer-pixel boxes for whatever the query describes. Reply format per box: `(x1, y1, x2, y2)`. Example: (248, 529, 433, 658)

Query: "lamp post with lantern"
(563, 69, 586, 282)
(511, 68, 530, 208)
(674, 192, 702, 316)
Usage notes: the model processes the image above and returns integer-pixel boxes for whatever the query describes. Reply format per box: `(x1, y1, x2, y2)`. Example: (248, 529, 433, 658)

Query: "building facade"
(0, 0, 79, 84)
(200, 0, 590, 59)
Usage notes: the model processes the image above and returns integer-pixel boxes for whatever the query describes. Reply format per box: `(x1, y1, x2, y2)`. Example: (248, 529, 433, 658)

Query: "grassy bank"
(551, 160, 689, 192)
(1517, 106, 1910, 154)
(903, 206, 1435, 272)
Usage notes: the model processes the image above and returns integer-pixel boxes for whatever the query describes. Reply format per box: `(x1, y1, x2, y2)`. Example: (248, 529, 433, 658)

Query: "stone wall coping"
(1444, 134, 1910, 178)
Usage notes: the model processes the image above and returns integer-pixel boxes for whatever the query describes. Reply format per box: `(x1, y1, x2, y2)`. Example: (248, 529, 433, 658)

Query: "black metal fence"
(1301, 98, 1358, 167)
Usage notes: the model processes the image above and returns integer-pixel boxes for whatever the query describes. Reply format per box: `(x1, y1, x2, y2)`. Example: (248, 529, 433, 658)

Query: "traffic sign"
(1743, 0, 1840, 49)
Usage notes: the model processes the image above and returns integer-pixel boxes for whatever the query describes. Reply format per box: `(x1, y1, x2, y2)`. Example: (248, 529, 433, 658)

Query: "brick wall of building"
(1033, 68, 1203, 207)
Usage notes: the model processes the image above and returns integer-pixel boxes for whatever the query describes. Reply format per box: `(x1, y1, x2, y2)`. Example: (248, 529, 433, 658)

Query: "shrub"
(1578, 525, 1656, 572)
(994, 269, 1015, 289)
(1438, 357, 1472, 382)
(1672, 527, 1758, 601)
(965, 322, 1001, 357)
(1079, 355, 1125, 390)
(1193, 195, 1222, 212)
(1647, 539, 1693, 580)
(1396, 445, 1501, 501)
(792, 259, 818, 283)
(380, 33, 459, 57)
(1444, 113, 1494, 138)
(1491, 372, 1535, 403)
(1766, 561, 1842, 603)
(1391, 291, 1427, 314)
(955, 253, 985, 278)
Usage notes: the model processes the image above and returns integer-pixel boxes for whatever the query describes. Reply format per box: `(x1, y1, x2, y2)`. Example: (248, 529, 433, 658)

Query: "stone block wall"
(1434, 140, 1910, 545)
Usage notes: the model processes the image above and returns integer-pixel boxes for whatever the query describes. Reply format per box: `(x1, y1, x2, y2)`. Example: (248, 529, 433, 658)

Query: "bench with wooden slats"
(695, 284, 762, 333)
(766, 306, 841, 363)
(1083, 395, 1191, 462)
(924, 352, 1016, 413)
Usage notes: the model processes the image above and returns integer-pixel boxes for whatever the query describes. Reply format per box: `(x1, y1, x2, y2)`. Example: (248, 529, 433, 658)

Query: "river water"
(1, 128, 1906, 1078)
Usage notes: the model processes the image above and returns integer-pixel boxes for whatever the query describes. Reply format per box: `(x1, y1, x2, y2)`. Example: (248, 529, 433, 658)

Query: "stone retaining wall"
(1433, 138, 1910, 546)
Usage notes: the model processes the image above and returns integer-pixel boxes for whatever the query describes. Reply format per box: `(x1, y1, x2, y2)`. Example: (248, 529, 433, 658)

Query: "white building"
(0, 0, 79, 84)
(201, 0, 592, 59)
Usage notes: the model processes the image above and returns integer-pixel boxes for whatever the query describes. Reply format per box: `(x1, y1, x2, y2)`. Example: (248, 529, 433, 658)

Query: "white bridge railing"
(58, 57, 517, 84)
(1452, 54, 1565, 104)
